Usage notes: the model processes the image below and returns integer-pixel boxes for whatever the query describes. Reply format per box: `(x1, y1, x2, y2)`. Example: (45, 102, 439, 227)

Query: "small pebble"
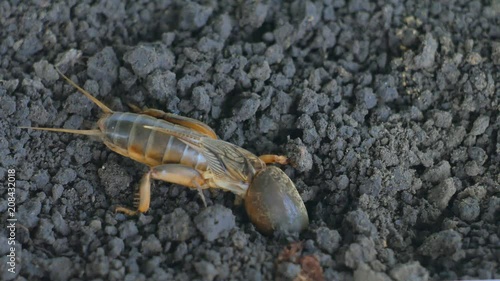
(194, 261, 218, 281)
(316, 226, 341, 254)
(118, 221, 138, 239)
(418, 230, 462, 259)
(390, 261, 429, 281)
(194, 205, 235, 242)
(157, 208, 196, 242)
(454, 197, 480, 222)
(470, 116, 489, 135)
(427, 178, 457, 210)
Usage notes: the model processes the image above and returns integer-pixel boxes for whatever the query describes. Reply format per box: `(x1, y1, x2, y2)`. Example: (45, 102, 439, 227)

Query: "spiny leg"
(115, 171, 151, 215)
(259, 154, 289, 165)
(115, 164, 209, 215)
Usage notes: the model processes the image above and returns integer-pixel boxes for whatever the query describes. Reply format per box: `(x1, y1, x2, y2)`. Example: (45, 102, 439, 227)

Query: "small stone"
(86, 248, 110, 278)
(63, 88, 94, 116)
(356, 87, 377, 109)
(466, 52, 482, 65)
(482, 196, 500, 222)
(232, 93, 260, 121)
(390, 261, 429, 281)
(286, 138, 313, 172)
(354, 263, 392, 281)
(123, 44, 174, 78)
(422, 161, 451, 183)
(49, 257, 74, 281)
(17, 198, 42, 228)
(470, 116, 489, 135)
(468, 147, 487, 165)
(432, 110, 452, 128)
(231, 231, 248, 249)
(298, 89, 319, 114)
(194, 261, 218, 281)
(427, 178, 457, 210)
(239, 1, 268, 28)
(379, 147, 399, 167)
(316, 226, 341, 254)
(105, 226, 118, 236)
(98, 162, 132, 198)
(412, 33, 438, 69)
(457, 184, 486, 200)
(492, 42, 500, 65)
(344, 237, 377, 269)
(53, 168, 77, 185)
(454, 197, 480, 222)
(141, 235, 162, 256)
(33, 60, 59, 82)
(89, 219, 102, 231)
(52, 211, 70, 236)
(119, 67, 137, 89)
(145, 70, 176, 103)
(344, 209, 378, 237)
(277, 262, 301, 279)
(265, 44, 284, 64)
(214, 14, 232, 40)
(15, 33, 43, 58)
(464, 160, 482, 176)
(179, 2, 214, 30)
(52, 184, 64, 201)
(470, 68, 487, 90)
(0, 94, 16, 119)
(418, 230, 462, 259)
(194, 205, 235, 242)
(35, 218, 56, 244)
(217, 118, 237, 140)
(118, 221, 138, 239)
(248, 61, 271, 81)
(191, 86, 211, 112)
(108, 237, 125, 258)
(174, 242, 188, 262)
(377, 85, 399, 103)
(87, 46, 119, 84)
(157, 208, 196, 242)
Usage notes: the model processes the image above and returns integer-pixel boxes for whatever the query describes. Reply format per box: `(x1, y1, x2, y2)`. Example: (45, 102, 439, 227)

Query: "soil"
(0, 1, 499, 281)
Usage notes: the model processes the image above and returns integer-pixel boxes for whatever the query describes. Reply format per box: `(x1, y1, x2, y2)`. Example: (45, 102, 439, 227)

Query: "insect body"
(24, 69, 309, 235)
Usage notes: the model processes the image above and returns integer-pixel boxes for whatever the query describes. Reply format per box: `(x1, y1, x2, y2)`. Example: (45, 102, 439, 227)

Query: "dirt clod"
(4, 1, 498, 280)
(194, 204, 236, 242)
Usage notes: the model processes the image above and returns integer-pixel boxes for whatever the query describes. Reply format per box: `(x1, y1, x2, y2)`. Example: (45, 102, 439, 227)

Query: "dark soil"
(1, 1, 499, 281)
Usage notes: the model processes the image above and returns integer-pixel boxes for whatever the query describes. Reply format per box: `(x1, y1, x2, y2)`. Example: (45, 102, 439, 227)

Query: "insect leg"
(259, 154, 289, 165)
(115, 171, 151, 215)
(115, 164, 209, 215)
(149, 163, 209, 207)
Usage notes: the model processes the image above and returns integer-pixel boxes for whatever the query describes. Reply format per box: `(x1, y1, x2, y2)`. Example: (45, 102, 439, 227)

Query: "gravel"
(2, 1, 498, 280)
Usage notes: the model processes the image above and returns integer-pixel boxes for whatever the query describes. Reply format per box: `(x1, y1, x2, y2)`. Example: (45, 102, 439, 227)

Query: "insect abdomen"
(101, 112, 207, 169)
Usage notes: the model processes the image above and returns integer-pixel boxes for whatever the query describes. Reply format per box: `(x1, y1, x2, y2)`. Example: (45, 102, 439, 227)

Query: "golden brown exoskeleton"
(22, 69, 309, 235)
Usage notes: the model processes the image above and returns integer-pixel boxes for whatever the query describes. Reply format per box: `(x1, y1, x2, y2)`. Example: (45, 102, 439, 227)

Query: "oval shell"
(244, 166, 309, 235)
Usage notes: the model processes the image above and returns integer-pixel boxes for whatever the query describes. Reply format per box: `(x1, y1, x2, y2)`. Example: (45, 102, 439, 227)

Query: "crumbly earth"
(0, 1, 498, 281)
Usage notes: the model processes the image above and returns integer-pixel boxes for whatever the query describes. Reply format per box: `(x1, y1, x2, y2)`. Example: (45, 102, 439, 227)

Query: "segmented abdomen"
(101, 112, 208, 170)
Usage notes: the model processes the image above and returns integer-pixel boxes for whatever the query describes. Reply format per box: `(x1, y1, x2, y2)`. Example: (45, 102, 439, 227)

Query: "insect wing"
(200, 138, 256, 183)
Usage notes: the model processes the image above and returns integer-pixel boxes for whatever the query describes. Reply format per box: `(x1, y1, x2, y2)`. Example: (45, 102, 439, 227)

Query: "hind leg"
(115, 164, 209, 215)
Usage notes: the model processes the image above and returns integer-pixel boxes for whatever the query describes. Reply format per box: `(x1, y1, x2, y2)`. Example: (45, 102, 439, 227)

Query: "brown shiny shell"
(244, 166, 309, 235)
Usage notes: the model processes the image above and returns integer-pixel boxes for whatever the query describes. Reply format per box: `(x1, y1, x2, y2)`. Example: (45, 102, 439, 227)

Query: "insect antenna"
(55, 67, 113, 114)
(18, 127, 102, 137)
